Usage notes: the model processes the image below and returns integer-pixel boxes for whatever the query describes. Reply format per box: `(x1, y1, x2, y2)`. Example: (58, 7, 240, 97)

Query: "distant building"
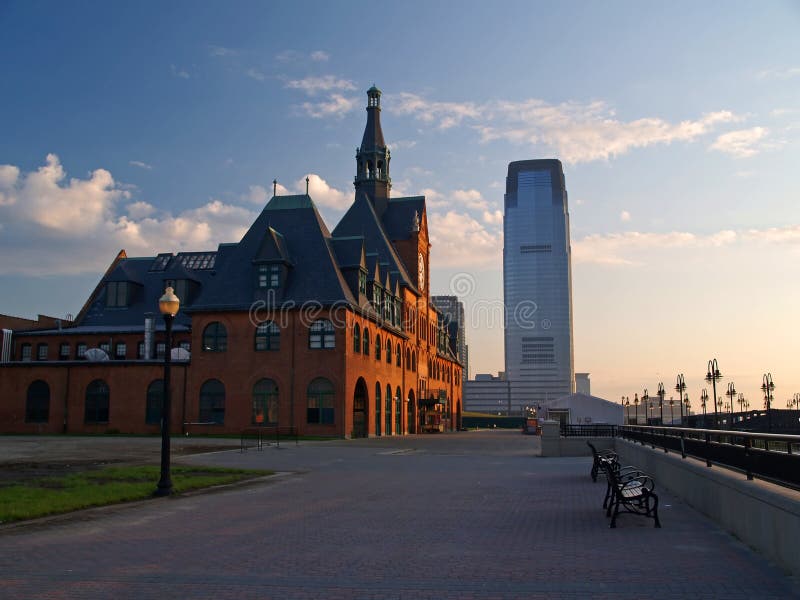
(431, 295, 467, 381)
(575, 373, 590, 396)
(464, 372, 510, 414)
(503, 159, 574, 412)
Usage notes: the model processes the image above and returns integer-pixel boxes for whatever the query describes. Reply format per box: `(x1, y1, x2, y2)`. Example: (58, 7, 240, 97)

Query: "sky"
(1, 1, 799, 409)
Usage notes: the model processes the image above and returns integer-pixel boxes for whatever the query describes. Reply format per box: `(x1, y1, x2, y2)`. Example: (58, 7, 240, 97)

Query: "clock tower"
(354, 85, 391, 218)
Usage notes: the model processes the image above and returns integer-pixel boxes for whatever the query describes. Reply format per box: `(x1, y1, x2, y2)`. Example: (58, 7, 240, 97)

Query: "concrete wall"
(539, 420, 614, 457)
(614, 438, 800, 578)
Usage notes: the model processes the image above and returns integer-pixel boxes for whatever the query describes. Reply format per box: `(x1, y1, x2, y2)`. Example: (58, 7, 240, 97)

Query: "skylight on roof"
(176, 252, 216, 270)
(149, 253, 173, 271)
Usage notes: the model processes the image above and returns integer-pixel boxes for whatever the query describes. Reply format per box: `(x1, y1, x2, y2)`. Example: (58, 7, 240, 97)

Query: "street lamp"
(155, 286, 180, 497)
(625, 396, 630, 424)
(669, 396, 675, 425)
(675, 374, 687, 425)
(634, 393, 640, 425)
(700, 388, 709, 427)
(761, 373, 775, 433)
(642, 389, 650, 424)
(705, 359, 722, 428)
(788, 393, 800, 410)
(657, 383, 666, 426)
(726, 382, 737, 427)
(738, 393, 748, 413)
(683, 393, 690, 425)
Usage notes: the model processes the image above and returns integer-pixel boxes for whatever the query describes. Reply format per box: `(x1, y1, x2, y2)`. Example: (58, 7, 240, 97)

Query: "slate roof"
(382, 196, 425, 241)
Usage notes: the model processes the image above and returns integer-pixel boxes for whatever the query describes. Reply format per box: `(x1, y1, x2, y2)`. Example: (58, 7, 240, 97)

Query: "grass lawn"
(0, 465, 271, 524)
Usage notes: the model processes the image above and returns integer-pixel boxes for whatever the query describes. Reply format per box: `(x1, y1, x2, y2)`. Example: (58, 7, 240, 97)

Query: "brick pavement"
(0, 430, 798, 599)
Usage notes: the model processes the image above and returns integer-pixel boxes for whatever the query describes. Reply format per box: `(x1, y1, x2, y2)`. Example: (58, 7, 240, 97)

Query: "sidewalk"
(1, 430, 798, 599)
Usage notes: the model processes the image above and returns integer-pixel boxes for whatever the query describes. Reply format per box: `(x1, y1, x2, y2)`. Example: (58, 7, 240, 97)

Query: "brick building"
(0, 86, 463, 437)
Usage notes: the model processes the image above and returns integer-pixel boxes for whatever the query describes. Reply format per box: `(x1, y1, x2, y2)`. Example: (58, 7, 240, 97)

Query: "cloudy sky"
(1, 1, 799, 407)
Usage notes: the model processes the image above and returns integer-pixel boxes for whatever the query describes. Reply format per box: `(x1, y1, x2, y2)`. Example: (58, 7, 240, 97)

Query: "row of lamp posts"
(621, 358, 779, 432)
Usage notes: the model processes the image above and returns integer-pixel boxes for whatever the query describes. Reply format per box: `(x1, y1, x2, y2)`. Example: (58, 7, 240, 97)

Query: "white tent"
(544, 392, 623, 425)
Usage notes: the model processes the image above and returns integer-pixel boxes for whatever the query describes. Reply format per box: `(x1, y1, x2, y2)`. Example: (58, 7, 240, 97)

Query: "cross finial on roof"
(306, 176, 310, 195)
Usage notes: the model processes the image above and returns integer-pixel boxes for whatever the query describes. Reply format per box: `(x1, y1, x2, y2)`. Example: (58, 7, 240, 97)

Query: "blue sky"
(1, 1, 799, 406)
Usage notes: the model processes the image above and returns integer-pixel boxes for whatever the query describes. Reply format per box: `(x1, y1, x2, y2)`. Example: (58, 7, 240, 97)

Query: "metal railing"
(618, 425, 800, 490)
(560, 424, 618, 438)
(241, 426, 299, 452)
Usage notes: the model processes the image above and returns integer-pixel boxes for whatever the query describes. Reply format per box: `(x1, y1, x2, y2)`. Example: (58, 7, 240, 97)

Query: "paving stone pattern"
(1, 431, 798, 599)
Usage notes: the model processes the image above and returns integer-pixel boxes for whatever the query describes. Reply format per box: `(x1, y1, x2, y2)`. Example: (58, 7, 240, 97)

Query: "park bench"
(605, 462, 661, 528)
(587, 441, 618, 482)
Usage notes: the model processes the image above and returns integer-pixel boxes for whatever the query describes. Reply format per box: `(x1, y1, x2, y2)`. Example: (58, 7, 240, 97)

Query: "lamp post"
(788, 393, 800, 410)
(155, 286, 180, 497)
(675, 374, 687, 425)
(705, 359, 722, 428)
(761, 373, 775, 433)
(642, 389, 649, 424)
(700, 388, 709, 428)
(738, 393, 748, 413)
(634, 393, 640, 425)
(625, 396, 630, 424)
(726, 382, 737, 427)
(669, 396, 675, 425)
(683, 393, 690, 425)
(657, 383, 666, 426)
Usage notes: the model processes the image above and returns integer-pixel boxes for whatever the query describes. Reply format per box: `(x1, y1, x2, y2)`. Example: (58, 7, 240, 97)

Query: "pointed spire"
(355, 85, 391, 217)
(273, 179, 277, 197)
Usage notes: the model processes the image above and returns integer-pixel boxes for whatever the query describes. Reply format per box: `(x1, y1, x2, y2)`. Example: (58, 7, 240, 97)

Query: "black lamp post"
(625, 396, 630, 424)
(657, 382, 666, 426)
(683, 393, 690, 425)
(669, 397, 675, 425)
(642, 389, 649, 424)
(155, 286, 180, 497)
(705, 359, 722, 428)
(675, 374, 687, 425)
(788, 393, 799, 410)
(761, 373, 775, 433)
(700, 388, 709, 428)
(725, 382, 737, 427)
(634, 393, 639, 425)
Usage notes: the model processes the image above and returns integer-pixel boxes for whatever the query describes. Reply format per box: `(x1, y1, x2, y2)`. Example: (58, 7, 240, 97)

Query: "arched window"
(25, 380, 50, 423)
(199, 379, 225, 424)
(396, 344, 402, 367)
(145, 379, 164, 425)
(255, 321, 280, 351)
(405, 348, 411, 371)
(385, 383, 392, 435)
(412, 352, 417, 372)
(375, 336, 381, 360)
(307, 377, 334, 424)
(375, 383, 382, 436)
(353, 323, 361, 353)
(363, 328, 370, 356)
(395, 386, 402, 435)
(85, 379, 110, 423)
(309, 319, 335, 349)
(253, 378, 279, 425)
(203, 322, 227, 352)
(385, 339, 392, 364)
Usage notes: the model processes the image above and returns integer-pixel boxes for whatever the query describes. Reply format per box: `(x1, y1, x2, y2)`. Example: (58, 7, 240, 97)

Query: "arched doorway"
(353, 378, 368, 438)
(407, 389, 416, 434)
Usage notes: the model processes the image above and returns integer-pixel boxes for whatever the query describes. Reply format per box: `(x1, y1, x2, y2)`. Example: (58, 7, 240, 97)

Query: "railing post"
(705, 431, 712, 467)
(745, 436, 754, 481)
(680, 430, 686, 459)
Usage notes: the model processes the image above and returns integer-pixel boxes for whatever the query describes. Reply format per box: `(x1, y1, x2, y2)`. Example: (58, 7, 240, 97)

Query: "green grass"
(0, 465, 271, 524)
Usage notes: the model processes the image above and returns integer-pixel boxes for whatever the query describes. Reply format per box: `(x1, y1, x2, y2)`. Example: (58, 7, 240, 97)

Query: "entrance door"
(353, 378, 368, 438)
(407, 391, 416, 434)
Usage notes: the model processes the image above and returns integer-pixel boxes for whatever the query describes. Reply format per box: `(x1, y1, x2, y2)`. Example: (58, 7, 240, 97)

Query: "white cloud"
(245, 68, 266, 81)
(298, 94, 357, 119)
(285, 75, 356, 95)
(709, 127, 769, 158)
(482, 210, 503, 225)
(209, 45, 237, 57)
(428, 211, 501, 268)
(452, 189, 488, 211)
(310, 50, 329, 62)
(0, 155, 256, 275)
(757, 66, 800, 80)
(129, 160, 152, 170)
(388, 91, 743, 163)
(620, 210, 631, 222)
(295, 173, 350, 210)
(170, 64, 190, 79)
(244, 184, 269, 205)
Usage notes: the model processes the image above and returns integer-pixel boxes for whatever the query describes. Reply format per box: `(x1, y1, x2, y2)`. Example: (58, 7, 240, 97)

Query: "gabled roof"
(332, 191, 415, 291)
(254, 227, 292, 264)
(329, 236, 365, 270)
(382, 196, 425, 241)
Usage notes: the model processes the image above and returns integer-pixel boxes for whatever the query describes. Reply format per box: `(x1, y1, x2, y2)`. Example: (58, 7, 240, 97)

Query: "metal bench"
(605, 462, 661, 528)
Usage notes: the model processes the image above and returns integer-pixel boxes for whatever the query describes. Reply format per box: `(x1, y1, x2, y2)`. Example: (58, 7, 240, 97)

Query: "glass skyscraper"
(503, 159, 574, 412)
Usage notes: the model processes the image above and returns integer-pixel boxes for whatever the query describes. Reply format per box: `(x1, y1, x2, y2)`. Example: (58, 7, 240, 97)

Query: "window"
(115, 342, 127, 360)
(21, 343, 32, 361)
(384, 296, 391, 321)
(375, 336, 381, 360)
(199, 379, 225, 424)
(145, 380, 164, 425)
(395, 387, 402, 435)
(255, 321, 280, 351)
(77, 343, 87, 359)
(307, 377, 334, 424)
(179, 341, 191, 352)
(99, 342, 111, 356)
(373, 285, 381, 307)
(37, 343, 48, 361)
(385, 384, 392, 435)
(59, 343, 70, 360)
(396, 345, 401, 367)
(252, 379, 278, 425)
(405, 348, 411, 371)
(203, 322, 227, 352)
(375, 383, 382, 436)
(358, 270, 367, 294)
(106, 281, 129, 307)
(156, 342, 166, 360)
(412, 352, 417, 372)
(362, 329, 370, 356)
(85, 379, 110, 423)
(309, 319, 335, 349)
(164, 279, 189, 304)
(257, 264, 281, 289)
(25, 380, 50, 423)
(353, 323, 361, 353)
(137, 341, 145, 359)
(386, 339, 392, 364)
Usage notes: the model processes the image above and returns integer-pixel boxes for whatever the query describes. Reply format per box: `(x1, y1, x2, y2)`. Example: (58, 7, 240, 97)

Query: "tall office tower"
(503, 160, 574, 413)
(431, 295, 468, 381)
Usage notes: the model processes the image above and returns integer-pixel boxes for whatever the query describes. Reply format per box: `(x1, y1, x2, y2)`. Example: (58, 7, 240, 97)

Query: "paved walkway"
(1, 431, 798, 599)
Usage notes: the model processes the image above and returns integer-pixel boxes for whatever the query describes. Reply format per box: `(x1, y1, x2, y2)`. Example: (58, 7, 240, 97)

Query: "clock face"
(418, 252, 425, 291)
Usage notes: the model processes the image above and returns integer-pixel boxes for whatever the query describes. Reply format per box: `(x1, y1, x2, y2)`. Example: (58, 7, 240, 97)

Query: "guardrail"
(560, 424, 618, 438)
(240, 426, 299, 452)
(618, 425, 800, 490)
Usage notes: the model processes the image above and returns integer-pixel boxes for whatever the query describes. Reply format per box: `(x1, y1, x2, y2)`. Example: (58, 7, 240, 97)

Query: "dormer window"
(358, 270, 367, 295)
(373, 285, 381, 307)
(257, 264, 281, 289)
(164, 279, 190, 304)
(106, 281, 129, 308)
